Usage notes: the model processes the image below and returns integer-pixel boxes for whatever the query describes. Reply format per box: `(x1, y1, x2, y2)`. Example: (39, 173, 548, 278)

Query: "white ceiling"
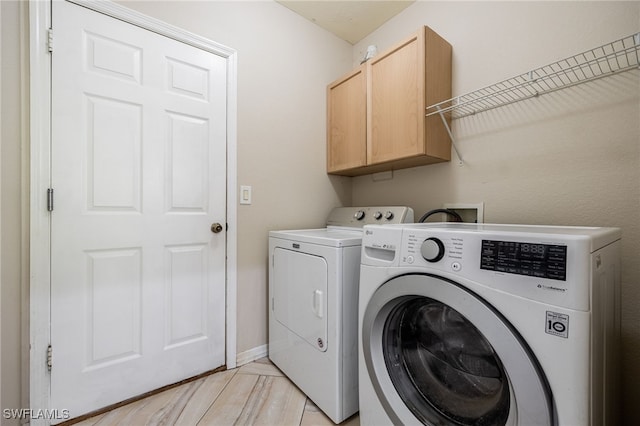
(276, 1, 415, 45)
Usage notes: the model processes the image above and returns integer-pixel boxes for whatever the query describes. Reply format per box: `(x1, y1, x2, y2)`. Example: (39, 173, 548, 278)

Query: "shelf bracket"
(436, 105, 463, 165)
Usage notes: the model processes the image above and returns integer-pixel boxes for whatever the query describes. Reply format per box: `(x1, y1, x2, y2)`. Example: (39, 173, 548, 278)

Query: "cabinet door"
(327, 65, 367, 173)
(368, 30, 426, 165)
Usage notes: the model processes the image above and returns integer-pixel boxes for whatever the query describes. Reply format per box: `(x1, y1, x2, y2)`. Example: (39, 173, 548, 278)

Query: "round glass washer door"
(361, 274, 555, 426)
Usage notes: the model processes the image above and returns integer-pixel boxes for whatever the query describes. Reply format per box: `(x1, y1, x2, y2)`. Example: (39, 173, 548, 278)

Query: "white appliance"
(269, 206, 414, 424)
(358, 223, 621, 426)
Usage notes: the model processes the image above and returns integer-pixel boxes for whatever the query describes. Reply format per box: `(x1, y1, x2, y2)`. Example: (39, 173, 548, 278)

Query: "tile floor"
(71, 358, 360, 426)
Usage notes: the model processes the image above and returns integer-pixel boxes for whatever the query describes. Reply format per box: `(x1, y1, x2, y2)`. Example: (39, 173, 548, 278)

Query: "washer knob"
(373, 211, 383, 220)
(421, 237, 445, 262)
(354, 210, 365, 220)
(384, 211, 395, 220)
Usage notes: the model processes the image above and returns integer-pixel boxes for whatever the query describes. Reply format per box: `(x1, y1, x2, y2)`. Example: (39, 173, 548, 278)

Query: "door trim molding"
(29, 0, 238, 420)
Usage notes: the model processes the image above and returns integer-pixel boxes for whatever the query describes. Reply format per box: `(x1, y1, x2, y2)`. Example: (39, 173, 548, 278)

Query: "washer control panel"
(480, 240, 567, 281)
(403, 231, 465, 273)
(361, 223, 621, 312)
(396, 227, 579, 307)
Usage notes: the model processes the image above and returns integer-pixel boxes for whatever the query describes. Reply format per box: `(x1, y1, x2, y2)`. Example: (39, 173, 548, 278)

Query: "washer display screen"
(480, 240, 567, 281)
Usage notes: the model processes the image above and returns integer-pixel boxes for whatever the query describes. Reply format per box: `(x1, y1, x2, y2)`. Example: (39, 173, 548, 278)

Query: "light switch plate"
(240, 185, 252, 205)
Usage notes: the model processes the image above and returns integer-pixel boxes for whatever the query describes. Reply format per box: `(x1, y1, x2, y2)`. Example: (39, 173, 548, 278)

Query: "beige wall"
(351, 1, 640, 423)
(1, 1, 28, 424)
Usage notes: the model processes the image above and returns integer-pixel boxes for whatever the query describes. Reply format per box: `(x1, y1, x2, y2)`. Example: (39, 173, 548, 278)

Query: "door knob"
(211, 223, 224, 233)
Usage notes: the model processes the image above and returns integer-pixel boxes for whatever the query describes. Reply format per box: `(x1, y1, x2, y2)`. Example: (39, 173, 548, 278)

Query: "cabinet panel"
(327, 65, 367, 173)
(425, 28, 453, 160)
(368, 33, 424, 164)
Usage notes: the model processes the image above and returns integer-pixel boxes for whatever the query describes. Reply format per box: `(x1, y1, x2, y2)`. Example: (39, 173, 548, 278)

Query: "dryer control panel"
(326, 206, 414, 228)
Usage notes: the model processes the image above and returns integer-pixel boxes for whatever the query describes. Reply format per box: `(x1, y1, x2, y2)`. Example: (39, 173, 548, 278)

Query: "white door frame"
(29, 0, 237, 420)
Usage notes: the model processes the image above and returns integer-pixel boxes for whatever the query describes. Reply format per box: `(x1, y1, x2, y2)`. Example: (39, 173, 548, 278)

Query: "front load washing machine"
(269, 206, 413, 424)
(358, 223, 621, 426)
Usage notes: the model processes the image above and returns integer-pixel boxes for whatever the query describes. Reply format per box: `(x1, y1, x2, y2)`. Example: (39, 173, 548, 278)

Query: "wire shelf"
(426, 32, 640, 120)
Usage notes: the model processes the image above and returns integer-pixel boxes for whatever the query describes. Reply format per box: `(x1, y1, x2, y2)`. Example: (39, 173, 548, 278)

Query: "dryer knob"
(421, 237, 445, 262)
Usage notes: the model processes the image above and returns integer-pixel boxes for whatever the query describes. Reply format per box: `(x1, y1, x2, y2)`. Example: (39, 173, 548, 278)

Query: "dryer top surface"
(269, 227, 363, 248)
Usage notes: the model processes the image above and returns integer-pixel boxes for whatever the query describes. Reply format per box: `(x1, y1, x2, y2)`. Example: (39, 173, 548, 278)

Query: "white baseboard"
(235, 344, 268, 367)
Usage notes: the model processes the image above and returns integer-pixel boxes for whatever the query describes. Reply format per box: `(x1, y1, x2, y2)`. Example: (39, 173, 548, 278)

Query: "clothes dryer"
(269, 206, 413, 423)
(358, 223, 621, 426)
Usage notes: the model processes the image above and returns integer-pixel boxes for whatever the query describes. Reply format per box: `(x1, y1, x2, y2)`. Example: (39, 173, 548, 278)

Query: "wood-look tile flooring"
(74, 358, 360, 426)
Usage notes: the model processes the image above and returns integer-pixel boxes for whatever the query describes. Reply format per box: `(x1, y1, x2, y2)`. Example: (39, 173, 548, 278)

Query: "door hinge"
(47, 344, 52, 372)
(47, 188, 54, 212)
(47, 28, 53, 53)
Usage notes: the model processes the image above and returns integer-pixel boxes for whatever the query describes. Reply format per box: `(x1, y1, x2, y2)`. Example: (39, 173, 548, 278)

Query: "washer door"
(362, 274, 554, 426)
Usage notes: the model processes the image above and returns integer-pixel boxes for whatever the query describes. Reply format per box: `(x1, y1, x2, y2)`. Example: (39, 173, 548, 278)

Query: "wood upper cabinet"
(327, 26, 452, 176)
(326, 65, 367, 173)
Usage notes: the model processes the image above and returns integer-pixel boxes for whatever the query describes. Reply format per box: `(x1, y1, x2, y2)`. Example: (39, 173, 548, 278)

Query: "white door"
(50, 0, 227, 419)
